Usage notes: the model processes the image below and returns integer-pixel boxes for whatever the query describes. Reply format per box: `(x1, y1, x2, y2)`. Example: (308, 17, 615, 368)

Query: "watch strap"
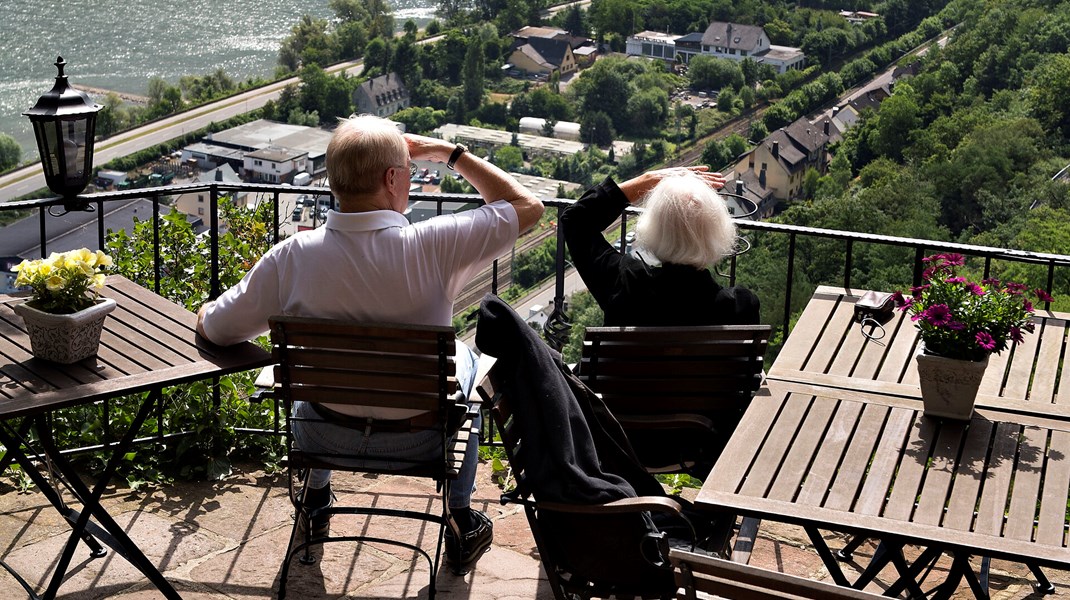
(447, 144, 468, 170)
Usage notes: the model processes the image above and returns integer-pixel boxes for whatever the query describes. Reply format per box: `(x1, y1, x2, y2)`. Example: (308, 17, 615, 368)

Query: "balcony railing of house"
(3, 182, 1069, 459)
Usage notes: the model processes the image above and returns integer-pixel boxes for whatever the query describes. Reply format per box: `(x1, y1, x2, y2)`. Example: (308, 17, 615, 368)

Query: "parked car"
(318, 207, 328, 220)
(292, 207, 303, 221)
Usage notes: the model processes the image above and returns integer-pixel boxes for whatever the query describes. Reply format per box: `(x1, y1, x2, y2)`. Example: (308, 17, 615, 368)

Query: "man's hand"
(196, 304, 211, 339)
(619, 166, 726, 204)
(404, 134, 454, 164)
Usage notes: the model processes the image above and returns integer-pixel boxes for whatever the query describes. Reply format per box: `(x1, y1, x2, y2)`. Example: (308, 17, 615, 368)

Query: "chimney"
(215, 169, 224, 182)
(735, 180, 744, 195)
(832, 106, 840, 117)
(824, 119, 830, 136)
(759, 167, 767, 188)
(771, 140, 779, 159)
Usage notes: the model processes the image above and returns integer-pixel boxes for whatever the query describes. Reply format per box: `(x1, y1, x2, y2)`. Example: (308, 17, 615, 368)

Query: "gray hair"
(326, 114, 407, 199)
(634, 173, 736, 269)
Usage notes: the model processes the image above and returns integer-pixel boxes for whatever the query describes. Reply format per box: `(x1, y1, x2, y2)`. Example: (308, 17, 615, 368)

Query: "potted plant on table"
(12, 248, 115, 364)
(893, 253, 1052, 419)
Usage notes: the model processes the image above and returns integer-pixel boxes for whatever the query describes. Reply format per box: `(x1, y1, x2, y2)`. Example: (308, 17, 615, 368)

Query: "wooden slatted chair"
(579, 325, 771, 563)
(578, 325, 771, 478)
(670, 548, 887, 599)
(478, 364, 694, 600)
(268, 316, 474, 600)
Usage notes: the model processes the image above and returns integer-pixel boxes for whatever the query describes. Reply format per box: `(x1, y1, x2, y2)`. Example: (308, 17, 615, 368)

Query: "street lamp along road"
(23, 57, 102, 213)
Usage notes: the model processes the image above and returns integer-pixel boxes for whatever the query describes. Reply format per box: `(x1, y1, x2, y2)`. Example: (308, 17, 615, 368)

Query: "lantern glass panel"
(61, 118, 88, 185)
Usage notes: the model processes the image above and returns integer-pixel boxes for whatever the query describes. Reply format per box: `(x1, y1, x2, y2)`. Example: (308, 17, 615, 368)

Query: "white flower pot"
(13, 298, 117, 364)
(915, 344, 989, 420)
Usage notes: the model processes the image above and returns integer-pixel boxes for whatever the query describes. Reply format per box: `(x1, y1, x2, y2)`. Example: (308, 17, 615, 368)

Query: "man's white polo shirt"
(201, 200, 519, 347)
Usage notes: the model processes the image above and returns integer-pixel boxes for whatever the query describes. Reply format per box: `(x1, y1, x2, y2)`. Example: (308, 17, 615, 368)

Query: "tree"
(493, 145, 524, 172)
(580, 111, 615, 146)
(701, 139, 732, 170)
(329, 0, 369, 22)
(560, 5, 590, 37)
(1028, 53, 1070, 138)
(336, 21, 368, 60)
(871, 83, 920, 162)
(0, 133, 21, 171)
(278, 15, 335, 72)
(687, 56, 744, 91)
(462, 39, 485, 111)
(574, 62, 630, 131)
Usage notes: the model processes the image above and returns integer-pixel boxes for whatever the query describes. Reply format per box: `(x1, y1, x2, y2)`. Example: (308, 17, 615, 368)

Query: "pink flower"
(947, 320, 965, 330)
(910, 284, 930, 298)
(942, 253, 965, 266)
(924, 304, 953, 326)
(944, 276, 967, 284)
(1035, 288, 1054, 303)
(1010, 326, 1024, 344)
(982, 278, 1001, 287)
(1006, 282, 1028, 294)
(891, 290, 905, 306)
(1024, 299, 1033, 312)
(967, 283, 984, 296)
(975, 331, 996, 351)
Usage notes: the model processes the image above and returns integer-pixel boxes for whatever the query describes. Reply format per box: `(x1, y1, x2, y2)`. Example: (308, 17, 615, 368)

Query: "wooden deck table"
(0, 275, 272, 599)
(768, 285, 1070, 419)
(695, 286, 1070, 598)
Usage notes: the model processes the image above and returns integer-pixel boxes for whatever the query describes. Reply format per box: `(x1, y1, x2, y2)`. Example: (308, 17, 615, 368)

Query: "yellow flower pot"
(13, 298, 116, 364)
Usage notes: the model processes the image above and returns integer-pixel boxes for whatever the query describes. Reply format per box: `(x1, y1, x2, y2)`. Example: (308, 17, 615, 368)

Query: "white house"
(242, 146, 309, 184)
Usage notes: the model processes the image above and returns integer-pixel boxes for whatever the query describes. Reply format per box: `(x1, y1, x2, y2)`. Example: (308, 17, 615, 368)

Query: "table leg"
(0, 420, 108, 556)
(27, 390, 180, 600)
(804, 526, 853, 587)
(1029, 562, 1056, 594)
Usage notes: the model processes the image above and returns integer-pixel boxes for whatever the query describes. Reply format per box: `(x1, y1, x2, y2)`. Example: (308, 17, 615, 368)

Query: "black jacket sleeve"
(560, 177, 631, 308)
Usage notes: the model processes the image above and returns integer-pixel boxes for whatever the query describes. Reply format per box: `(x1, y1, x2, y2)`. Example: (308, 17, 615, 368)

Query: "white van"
(292, 172, 312, 186)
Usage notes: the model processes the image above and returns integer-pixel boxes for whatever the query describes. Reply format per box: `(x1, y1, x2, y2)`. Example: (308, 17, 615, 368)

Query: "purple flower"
(975, 331, 996, 351)
(947, 320, 966, 330)
(1035, 288, 1054, 303)
(891, 290, 905, 306)
(943, 253, 965, 266)
(967, 283, 984, 296)
(1006, 282, 1028, 294)
(1010, 326, 1024, 344)
(982, 278, 1001, 287)
(1024, 299, 1033, 313)
(910, 284, 930, 298)
(924, 304, 953, 326)
(944, 276, 967, 284)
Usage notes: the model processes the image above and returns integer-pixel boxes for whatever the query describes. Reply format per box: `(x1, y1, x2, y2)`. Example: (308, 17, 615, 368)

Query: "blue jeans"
(292, 341, 480, 509)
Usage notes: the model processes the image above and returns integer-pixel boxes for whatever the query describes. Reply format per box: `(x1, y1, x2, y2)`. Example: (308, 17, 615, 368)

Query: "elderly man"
(196, 115, 543, 575)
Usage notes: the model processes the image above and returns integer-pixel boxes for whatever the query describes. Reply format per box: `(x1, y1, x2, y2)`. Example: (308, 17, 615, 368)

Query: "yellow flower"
(75, 248, 96, 266)
(38, 262, 53, 277)
(45, 274, 67, 292)
(92, 273, 106, 288)
(95, 250, 113, 268)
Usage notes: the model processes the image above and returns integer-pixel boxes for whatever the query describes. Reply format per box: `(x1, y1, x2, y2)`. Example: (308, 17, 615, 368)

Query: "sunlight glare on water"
(0, 0, 437, 158)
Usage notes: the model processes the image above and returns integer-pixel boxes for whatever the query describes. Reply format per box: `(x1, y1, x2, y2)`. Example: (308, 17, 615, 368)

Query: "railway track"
(452, 226, 556, 316)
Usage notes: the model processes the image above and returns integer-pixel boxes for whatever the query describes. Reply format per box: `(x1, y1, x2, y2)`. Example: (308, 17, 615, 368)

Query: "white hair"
(634, 173, 736, 269)
(326, 114, 408, 199)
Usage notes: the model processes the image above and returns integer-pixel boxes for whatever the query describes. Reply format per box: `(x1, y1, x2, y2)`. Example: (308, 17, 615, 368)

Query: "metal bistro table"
(695, 286, 1070, 599)
(0, 275, 272, 600)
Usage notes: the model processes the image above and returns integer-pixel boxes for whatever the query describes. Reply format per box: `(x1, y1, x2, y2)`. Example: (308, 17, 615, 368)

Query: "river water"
(0, 0, 437, 159)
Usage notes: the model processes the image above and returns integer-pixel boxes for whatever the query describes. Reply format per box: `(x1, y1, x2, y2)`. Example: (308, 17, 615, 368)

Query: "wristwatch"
(447, 143, 468, 170)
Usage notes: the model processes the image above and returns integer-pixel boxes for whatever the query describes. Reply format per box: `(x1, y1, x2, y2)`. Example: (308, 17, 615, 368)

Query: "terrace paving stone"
(0, 460, 1064, 598)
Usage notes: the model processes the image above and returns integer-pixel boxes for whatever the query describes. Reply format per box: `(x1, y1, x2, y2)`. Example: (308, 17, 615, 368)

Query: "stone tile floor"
(0, 460, 1064, 599)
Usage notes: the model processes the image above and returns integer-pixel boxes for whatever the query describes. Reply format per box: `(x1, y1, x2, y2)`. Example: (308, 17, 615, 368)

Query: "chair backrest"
(479, 366, 676, 600)
(269, 316, 461, 475)
(579, 325, 770, 421)
(670, 548, 884, 600)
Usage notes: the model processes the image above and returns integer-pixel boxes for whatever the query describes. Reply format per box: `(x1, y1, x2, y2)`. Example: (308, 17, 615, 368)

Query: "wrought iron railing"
(3, 182, 1069, 458)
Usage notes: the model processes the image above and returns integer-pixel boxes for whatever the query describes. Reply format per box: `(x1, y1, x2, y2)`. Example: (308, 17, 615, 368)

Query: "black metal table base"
(0, 389, 181, 600)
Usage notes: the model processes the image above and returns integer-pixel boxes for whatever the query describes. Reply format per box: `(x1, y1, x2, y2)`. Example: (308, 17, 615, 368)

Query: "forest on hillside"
(734, 0, 1070, 329)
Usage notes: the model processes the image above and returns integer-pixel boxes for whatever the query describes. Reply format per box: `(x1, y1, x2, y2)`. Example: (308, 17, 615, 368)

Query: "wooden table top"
(769, 286, 1070, 420)
(696, 379, 1070, 568)
(0, 275, 272, 418)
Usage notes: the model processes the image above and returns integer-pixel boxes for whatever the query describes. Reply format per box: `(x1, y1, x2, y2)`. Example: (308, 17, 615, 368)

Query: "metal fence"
(4, 182, 1069, 456)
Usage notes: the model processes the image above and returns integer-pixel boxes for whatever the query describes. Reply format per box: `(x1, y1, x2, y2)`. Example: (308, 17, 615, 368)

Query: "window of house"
(198, 195, 204, 203)
(197, 207, 204, 216)
(254, 160, 262, 167)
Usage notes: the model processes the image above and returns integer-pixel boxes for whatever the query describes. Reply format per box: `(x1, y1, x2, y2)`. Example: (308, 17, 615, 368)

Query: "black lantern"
(23, 57, 102, 210)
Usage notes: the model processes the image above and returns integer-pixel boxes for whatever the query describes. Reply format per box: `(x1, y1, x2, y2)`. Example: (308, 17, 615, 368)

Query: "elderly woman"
(561, 167, 759, 326)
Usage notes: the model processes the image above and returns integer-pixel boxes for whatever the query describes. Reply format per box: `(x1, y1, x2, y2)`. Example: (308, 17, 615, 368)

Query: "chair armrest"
(538, 495, 683, 517)
(616, 413, 717, 432)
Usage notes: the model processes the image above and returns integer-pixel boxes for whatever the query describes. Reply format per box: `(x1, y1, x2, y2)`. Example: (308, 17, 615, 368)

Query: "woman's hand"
(620, 166, 727, 203)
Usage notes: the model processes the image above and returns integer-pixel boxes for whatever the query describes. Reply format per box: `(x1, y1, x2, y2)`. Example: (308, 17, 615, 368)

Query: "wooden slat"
(1029, 319, 1066, 404)
(794, 399, 863, 507)
(823, 403, 889, 512)
(772, 290, 841, 374)
(581, 359, 761, 377)
(287, 386, 441, 411)
(583, 342, 765, 360)
(1000, 325, 1042, 400)
(1003, 426, 1046, 541)
(766, 396, 837, 502)
(585, 325, 770, 342)
(974, 422, 1021, 537)
(913, 420, 967, 526)
(1036, 429, 1070, 547)
(942, 419, 995, 532)
(740, 393, 814, 498)
(282, 367, 454, 395)
(882, 414, 937, 522)
(584, 377, 758, 395)
(804, 300, 857, 376)
(704, 389, 786, 496)
(827, 309, 872, 377)
(876, 318, 919, 384)
(851, 311, 906, 380)
(978, 345, 1012, 397)
(854, 407, 915, 516)
(275, 349, 447, 374)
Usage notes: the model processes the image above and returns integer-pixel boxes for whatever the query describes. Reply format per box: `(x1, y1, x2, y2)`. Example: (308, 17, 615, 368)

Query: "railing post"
(38, 209, 47, 258)
(844, 239, 853, 290)
(783, 233, 796, 344)
(96, 198, 106, 251)
(209, 185, 220, 300)
(152, 194, 162, 294)
(912, 247, 926, 287)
